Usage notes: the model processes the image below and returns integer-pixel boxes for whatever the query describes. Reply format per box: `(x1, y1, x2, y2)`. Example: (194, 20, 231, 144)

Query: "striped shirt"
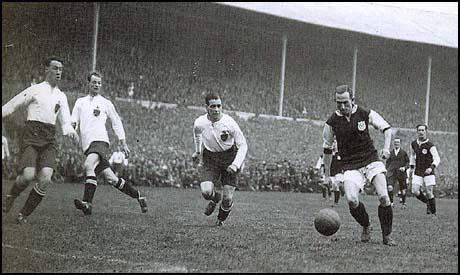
(2, 81, 74, 135)
(193, 113, 247, 169)
(71, 94, 126, 152)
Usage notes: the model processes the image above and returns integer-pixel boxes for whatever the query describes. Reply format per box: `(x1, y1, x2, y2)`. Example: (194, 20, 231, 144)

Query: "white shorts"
(343, 161, 387, 191)
(330, 173, 344, 190)
(412, 175, 436, 190)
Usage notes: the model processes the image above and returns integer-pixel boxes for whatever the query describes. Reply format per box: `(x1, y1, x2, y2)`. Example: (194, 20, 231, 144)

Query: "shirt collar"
(417, 138, 430, 146)
(335, 104, 358, 117)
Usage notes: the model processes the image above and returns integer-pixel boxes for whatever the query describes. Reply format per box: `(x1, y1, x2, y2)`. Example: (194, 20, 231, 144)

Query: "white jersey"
(2, 81, 75, 135)
(193, 113, 248, 169)
(109, 151, 128, 166)
(71, 94, 126, 152)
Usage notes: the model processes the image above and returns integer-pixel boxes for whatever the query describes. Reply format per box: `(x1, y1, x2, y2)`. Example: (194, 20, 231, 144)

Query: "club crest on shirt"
(93, 106, 100, 117)
(54, 103, 61, 113)
(220, 130, 229, 142)
(422, 149, 428, 154)
(357, 121, 366, 131)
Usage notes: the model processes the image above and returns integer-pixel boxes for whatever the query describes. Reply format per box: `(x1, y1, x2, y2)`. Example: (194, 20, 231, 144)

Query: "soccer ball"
(314, 208, 341, 236)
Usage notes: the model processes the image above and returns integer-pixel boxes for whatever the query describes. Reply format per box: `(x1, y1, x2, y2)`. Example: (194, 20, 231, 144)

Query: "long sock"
(19, 184, 45, 216)
(322, 187, 327, 199)
(327, 186, 332, 198)
(401, 192, 407, 204)
(378, 205, 393, 237)
(334, 191, 340, 204)
(428, 198, 436, 214)
(217, 201, 233, 222)
(416, 192, 428, 203)
(349, 202, 370, 227)
(116, 178, 140, 199)
(388, 191, 394, 203)
(82, 176, 97, 203)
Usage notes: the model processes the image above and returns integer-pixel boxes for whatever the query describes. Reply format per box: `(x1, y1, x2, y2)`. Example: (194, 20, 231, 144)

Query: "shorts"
(412, 175, 436, 191)
(18, 144, 57, 172)
(201, 146, 239, 187)
(342, 161, 386, 192)
(84, 141, 111, 175)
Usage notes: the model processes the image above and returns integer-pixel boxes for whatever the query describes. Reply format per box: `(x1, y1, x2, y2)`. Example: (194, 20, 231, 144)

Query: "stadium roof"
(217, 2, 458, 49)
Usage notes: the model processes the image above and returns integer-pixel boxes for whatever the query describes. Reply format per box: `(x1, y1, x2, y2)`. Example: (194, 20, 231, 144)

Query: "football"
(314, 208, 341, 236)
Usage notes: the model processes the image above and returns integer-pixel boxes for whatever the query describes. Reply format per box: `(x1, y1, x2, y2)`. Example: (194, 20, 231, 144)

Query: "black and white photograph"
(2, 2, 458, 273)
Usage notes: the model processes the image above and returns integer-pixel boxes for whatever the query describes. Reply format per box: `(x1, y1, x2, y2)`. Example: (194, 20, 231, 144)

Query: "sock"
(19, 184, 45, 217)
(327, 187, 332, 198)
(349, 202, 370, 228)
(334, 191, 340, 203)
(398, 191, 402, 203)
(416, 192, 428, 203)
(217, 201, 233, 222)
(322, 187, 327, 199)
(378, 205, 393, 237)
(8, 183, 28, 198)
(428, 198, 436, 214)
(116, 178, 140, 199)
(82, 176, 98, 203)
(402, 192, 407, 204)
(388, 191, 394, 203)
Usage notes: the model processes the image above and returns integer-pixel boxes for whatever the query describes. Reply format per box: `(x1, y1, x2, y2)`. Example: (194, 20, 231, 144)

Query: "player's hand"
(121, 140, 130, 159)
(192, 152, 201, 167)
(424, 167, 433, 175)
(399, 167, 406, 172)
(226, 164, 238, 174)
(66, 130, 79, 143)
(380, 149, 390, 160)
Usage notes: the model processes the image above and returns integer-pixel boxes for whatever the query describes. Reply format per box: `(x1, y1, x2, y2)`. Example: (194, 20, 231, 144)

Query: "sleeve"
(315, 155, 323, 170)
(109, 152, 115, 164)
(70, 99, 80, 129)
(369, 110, 391, 132)
(403, 150, 410, 168)
(2, 88, 34, 118)
(430, 146, 441, 168)
(322, 123, 334, 151)
(231, 121, 248, 169)
(107, 101, 126, 141)
(409, 142, 416, 166)
(57, 93, 76, 135)
(3, 137, 9, 157)
(193, 119, 203, 154)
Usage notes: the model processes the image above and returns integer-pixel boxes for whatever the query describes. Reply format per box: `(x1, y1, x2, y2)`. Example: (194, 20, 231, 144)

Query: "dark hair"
(416, 124, 428, 131)
(87, 71, 102, 82)
(335, 85, 353, 95)
(44, 56, 64, 67)
(205, 93, 221, 106)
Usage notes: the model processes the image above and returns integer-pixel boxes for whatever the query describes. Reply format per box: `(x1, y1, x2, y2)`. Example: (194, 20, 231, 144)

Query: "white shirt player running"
(71, 94, 126, 152)
(193, 113, 248, 169)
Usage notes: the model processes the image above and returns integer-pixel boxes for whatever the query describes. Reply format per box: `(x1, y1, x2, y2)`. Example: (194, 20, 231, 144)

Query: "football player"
(408, 124, 440, 215)
(192, 93, 248, 226)
(2, 56, 79, 223)
(71, 71, 147, 215)
(323, 85, 396, 246)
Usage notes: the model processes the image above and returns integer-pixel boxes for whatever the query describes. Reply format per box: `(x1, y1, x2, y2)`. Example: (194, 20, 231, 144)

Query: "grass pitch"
(2, 181, 458, 273)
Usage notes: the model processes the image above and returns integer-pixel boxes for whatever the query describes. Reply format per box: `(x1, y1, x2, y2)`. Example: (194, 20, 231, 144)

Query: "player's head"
(205, 93, 222, 121)
(393, 138, 401, 149)
(416, 124, 428, 140)
(44, 56, 64, 84)
(87, 71, 103, 95)
(335, 85, 354, 116)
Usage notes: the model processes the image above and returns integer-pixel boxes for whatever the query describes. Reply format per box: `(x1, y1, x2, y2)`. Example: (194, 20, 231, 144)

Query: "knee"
(83, 161, 96, 174)
(200, 181, 214, 199)
(347, 198, 359, 209)
(106, 175, 119, 186)
(378, 195, 391, 206)
(411, 186, 420, 196)
(221, 197, 233, 210)
(36, 176, 52, 193)
(22, 171, 36, 183)
(387, 185, 394, 192)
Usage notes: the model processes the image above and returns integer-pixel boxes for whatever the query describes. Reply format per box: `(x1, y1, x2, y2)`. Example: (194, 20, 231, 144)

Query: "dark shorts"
(200, 146, 239, 187)
(18, 121, 57, 172)
(84, 141, 111, 175)
(387, 175, 407, 191)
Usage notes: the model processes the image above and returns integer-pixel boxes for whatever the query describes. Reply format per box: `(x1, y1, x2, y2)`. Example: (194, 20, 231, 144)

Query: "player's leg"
(74, 153, 100, 215)
(200, 165, 221, 216)
(387, 183, 394, 207)
(331, 177, 340, 206)
(343, 170, 371, 242)
(411, 175, 428, 204)
(217, 184, 236, 226)
(399, 178, 408, 208)
(3, 146, 38, 213)
(101, 165, 147, 213)
(17, 167, 53, 223)
(424, 176, 437, 215)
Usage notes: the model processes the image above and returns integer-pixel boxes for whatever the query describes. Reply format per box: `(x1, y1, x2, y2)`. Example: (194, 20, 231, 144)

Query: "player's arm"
(408, 144, 416, 179)
(107, 101, 129, 157)
(70, 99, 80, 131)
(192, 120, 203, 164)
(322, 123, 334, 182)
(3, 137, 10, 159)
(2, 88, 33, 118)
(425, 146, 441, 174)
(369, 110, 392, 159)
(57, 94, 79, 142)
(228, 122, 248, 173)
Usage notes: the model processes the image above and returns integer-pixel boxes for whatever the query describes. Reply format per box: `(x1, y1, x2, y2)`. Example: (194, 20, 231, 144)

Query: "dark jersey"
(326, 106, 386, 171)
(411, 139, 436, 177)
